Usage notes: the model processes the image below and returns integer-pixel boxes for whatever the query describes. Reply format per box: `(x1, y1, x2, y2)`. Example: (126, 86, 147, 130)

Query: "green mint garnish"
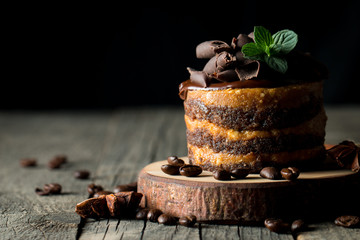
(241, 26, 298, 73)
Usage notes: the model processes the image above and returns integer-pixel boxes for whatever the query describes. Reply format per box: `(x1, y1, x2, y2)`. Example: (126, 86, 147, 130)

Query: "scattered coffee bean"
(291, 219, 306, 233)
(147, 209, 163, 222)
(113, 182, 137, 193)
(93, 191, 114, 198)
(48, 155, 67, 169)
(106, 194, 126, 217)
(87, 183, 104, 197)
(230, 168, 250, 179)
(35, 183, 62, 196)
(161, 164, 180, 175)
(74, 170, 90, 179)
(167, 156, 185, 167)
(75, 195, 109, 219)
(260, 167, 281, 180)
(213, 168, 231, 180)
(179, 165, 202, 177)
(20, 158, 37, 167)
(264, 218, 290, 233)
(158, 213, 177, 225)
(281, 167, 300, 181)
(135, 208, 149, 220)
(335, 215, 360, 228)
(179, 215, 197, 227)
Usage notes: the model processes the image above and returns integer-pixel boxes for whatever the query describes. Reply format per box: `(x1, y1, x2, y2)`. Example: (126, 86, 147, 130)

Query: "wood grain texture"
(0, 106, 359, 240)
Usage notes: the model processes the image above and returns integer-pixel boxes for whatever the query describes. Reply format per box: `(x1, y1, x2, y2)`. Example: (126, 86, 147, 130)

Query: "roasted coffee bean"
(158, 213, 177, 225)
(93, 190, 113, 198)
(167, 156, 185, 167)
(179, 165, 202, 177)
(264, 218, 290, 233)
(135, 208, 149, 220)
(213, 168, 231, 180)
(106, 194, 126, 217)
(113, 182, 137, 193)
(260, 167, 281, 180)
(20, 158, 37, 167)
(335, 215, 360, 228)
(36, 183, 62, 196)
(281, 167, 300, 181)
(74, 170, 90, 179)
(161, 164, 180, 175)
(179, 215, 197, 227)
(48, 155, 67, 169)
(87, 183, 104, 197)
(291, 219, 306, 233)
(147, 209, 163, 222)
(75, 195, 109, 219)
(230, 168, 250, 179)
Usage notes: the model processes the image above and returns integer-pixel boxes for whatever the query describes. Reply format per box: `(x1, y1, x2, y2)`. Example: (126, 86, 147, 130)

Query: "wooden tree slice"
(138, 158, 360, 224)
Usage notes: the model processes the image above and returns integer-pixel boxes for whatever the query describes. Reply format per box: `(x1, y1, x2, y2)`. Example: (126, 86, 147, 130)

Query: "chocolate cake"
(179, 27, 328, 172)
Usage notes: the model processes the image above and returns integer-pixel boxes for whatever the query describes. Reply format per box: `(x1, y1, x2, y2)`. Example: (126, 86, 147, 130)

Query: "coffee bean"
(87, 183, 104, 197)
(135, 208, 149, 220)
(230, 168, 250, 179)
(147, 209, 162, 222)
(213, 169, 231, 180)
(36, 183, 62, 196)
(161, 164, 180, 175)
(158, 213, 177, 225)
(167, 156, 185, 167)
(335, 215, 360, 228)
(106, 194, 126, 217)
(281, 167, 300, 181)
(48, 155, 67, 169)
(264, 218, 290, 233)
(74, 170, 90, 179)
(20, 158, 37, 167)
(113, 182, 137, 193)
(179, 215, 197, 227)
(179, 165, 202, 177)
(291, 219, 306, 233)
(93, 190, 113, 198)
(260, 167, 281, 180)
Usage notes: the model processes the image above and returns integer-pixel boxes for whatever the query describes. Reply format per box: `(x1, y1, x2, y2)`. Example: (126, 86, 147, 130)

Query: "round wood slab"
(138, 157, 360, 224)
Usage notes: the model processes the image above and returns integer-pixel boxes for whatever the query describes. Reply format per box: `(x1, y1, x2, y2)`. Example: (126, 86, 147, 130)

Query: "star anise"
(327, 140, 359, 172)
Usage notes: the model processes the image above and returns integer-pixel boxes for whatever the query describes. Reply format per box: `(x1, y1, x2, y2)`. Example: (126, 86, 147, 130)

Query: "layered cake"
(179, 27, 328, 172)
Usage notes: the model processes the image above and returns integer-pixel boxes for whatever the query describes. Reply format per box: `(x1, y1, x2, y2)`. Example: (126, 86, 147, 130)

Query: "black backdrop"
(2, 1, 360, 109)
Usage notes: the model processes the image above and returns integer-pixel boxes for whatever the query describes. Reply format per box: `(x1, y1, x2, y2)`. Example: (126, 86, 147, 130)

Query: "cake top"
(179, 26, 328, 100)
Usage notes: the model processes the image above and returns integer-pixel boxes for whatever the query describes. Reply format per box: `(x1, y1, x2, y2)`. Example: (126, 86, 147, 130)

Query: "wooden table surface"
(0, 106, 359, 240)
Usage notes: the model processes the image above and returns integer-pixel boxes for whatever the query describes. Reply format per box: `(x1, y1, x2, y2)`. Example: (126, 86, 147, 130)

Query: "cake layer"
(187, 128, 324, 155)
(184, 82, 324, 131)
(188, 144, 325, 172)
(184, 112, 326, 141)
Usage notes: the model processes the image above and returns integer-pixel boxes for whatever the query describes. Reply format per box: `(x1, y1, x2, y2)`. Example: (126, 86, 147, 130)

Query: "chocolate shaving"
(187, 67, 211, 87)
(327, 140, 360, 172)
(213, 70, 239, 82)
(231, 34, 253, 49)
(235, 61, 260, 81)
(215, 52, 236, 72)
(196, 40, 231, 59)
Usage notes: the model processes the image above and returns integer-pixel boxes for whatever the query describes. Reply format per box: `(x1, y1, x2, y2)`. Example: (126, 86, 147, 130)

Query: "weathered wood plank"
(297, 222, 360, 240)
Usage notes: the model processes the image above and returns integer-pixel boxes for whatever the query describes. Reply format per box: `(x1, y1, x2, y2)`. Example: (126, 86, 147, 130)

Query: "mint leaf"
(241, 42, 264, 60)
(254, 26, 273, 50)
(272, 30, 298, 54)
(264, 56, 288, 73)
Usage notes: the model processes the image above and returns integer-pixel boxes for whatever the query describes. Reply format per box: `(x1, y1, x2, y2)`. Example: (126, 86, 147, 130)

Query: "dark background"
(2, 1, 360, 109)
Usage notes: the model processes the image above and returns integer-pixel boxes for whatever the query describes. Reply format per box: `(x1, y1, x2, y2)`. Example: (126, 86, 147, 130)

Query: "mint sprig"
(241, 26, 298, 73)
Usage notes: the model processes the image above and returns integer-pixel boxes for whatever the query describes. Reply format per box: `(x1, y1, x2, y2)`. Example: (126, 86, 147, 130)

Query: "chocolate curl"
(213, 70, 239, 82)
(216, 52, 236, 72)
(196, 40, 231, 59)
(187, 67, 211, 87)
(327, 140, 360, 172)
(231, 34, 253, 49)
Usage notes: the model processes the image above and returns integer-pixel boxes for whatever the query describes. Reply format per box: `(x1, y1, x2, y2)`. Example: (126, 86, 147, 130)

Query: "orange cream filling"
(188, 144, 324, 166)
(185, 111, 326, 141)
